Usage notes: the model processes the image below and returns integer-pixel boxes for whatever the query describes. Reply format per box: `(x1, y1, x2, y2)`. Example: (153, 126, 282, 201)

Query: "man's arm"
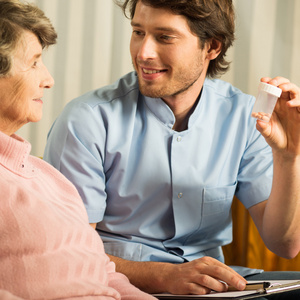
(249, 77, 300, 259)
(107, 254, 246, 295)
(90, 224, 246, 294)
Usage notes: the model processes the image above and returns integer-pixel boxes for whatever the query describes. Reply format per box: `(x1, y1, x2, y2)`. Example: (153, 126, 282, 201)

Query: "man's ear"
(206, 39, 222, 60)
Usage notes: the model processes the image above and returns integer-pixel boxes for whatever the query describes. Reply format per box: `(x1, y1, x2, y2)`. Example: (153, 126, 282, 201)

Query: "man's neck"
(171, 97, 200, 131)
(162, 85, 203, 132)
(161, 67, 207, 132)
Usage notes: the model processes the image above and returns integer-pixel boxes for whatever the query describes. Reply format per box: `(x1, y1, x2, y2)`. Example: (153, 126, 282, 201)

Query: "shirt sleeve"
(44, 100, 108, 223)
(235, 112, 273, 209)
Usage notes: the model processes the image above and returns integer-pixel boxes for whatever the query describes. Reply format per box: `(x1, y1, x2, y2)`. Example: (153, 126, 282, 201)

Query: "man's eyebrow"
(131, 21, 181, 34)
(131, 21, 142, 27)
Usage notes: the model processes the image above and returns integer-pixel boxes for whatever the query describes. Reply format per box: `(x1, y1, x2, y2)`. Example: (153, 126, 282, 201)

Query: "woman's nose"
(41, 66, 54, 89)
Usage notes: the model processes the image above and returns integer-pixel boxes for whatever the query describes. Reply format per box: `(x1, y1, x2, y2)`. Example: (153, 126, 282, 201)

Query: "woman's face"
(0, 30, 54, 135)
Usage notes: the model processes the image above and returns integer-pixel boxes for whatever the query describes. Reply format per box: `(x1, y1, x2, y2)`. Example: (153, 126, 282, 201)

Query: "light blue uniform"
(44, 72, 272, 274)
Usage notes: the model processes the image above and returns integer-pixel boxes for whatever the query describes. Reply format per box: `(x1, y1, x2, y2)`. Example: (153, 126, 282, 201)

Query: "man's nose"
(137, 36, 157, 60)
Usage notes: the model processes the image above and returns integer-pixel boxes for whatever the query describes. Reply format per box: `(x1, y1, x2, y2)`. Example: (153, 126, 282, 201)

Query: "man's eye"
(133, 30, 144, 36)
(160, 35, 174, 41)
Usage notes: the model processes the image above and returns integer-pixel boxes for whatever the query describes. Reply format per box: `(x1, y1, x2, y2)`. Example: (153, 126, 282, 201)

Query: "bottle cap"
(258, 82, 282, 98)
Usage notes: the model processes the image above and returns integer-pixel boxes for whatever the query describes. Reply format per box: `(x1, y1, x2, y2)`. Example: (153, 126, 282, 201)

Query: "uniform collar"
(143, 80, 206, 131)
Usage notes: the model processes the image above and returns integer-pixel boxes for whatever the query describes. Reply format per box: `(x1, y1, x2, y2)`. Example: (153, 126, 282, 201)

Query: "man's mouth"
(142, 68, 165, 74)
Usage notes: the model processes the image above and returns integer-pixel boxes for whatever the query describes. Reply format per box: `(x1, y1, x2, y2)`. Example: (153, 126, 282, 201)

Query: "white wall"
(18, 0, 300, 156)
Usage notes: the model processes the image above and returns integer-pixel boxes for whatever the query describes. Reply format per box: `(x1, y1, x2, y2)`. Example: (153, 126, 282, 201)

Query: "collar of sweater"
(0, 130, 38, 178)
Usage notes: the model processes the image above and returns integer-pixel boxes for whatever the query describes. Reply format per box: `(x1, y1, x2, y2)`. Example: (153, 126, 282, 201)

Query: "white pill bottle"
(251, 82, 282, 122)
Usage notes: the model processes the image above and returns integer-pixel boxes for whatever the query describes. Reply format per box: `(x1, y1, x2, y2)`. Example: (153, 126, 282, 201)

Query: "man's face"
(130, 1, 210, 101)
(0, 31, 54, 134)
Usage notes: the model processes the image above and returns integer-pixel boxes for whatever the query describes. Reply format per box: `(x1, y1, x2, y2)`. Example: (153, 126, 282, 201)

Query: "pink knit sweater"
(0, 131, 156, 300)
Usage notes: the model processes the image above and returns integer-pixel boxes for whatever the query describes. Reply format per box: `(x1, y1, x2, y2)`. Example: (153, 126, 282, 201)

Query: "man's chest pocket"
(200, 182, 237, 229)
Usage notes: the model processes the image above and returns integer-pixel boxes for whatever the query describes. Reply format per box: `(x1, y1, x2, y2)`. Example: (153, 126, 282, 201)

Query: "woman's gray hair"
(0, 0, 57, 77)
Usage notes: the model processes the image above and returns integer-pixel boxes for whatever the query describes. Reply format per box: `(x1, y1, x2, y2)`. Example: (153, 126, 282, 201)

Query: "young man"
(44, 0, 300, 297)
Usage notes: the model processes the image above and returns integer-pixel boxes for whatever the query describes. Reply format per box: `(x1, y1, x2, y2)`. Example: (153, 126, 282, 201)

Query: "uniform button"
(178, 193, 183, 198)
(177, 136, 182, 142)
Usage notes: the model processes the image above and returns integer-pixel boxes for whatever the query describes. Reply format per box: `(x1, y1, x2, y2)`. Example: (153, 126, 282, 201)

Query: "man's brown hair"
(116, 0, 235, 78)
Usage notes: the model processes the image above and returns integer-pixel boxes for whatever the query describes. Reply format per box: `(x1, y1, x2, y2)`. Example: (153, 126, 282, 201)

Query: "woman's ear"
(206, 39, 222, 60)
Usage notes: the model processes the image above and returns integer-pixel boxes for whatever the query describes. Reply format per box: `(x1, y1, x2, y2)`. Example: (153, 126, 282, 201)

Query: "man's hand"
(255, 76, 300, 158)
(161, 256, 247, 295)
(109, 254, 247, 295)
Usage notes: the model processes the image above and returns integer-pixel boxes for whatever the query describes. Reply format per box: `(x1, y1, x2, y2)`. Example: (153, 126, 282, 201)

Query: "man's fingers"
(169, 257, 247, 295)
(192, 257, 247, 291)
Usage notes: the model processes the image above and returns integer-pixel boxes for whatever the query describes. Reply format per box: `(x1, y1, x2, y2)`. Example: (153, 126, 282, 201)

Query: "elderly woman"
(0, 1, 156, 299)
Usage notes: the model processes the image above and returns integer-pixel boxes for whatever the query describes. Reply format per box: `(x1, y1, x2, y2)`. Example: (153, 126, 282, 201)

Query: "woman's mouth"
(33, 98, 43, 104)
